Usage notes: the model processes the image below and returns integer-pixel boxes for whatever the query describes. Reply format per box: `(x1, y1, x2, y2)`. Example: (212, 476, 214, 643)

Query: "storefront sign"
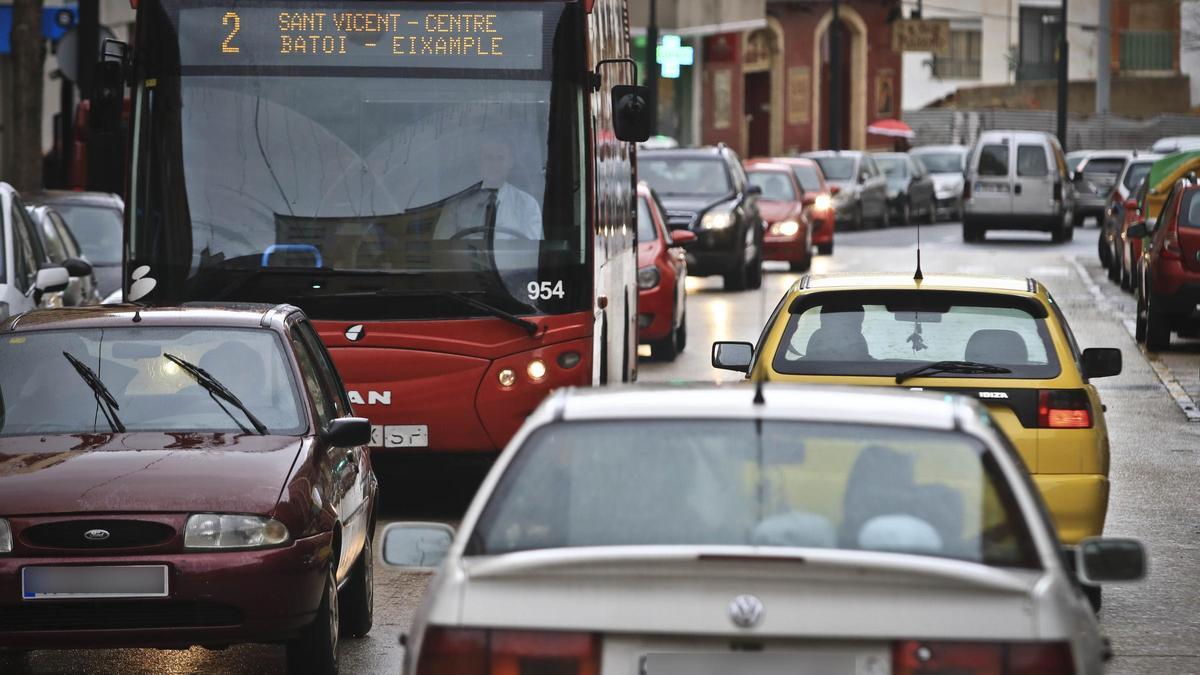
(787, 66, 810, 125)
(891, 19, 950, 55)
(713, 69, 732, 130)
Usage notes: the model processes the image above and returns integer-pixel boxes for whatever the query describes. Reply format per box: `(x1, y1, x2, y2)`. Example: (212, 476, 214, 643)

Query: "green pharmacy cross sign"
(656, 35, 693, 79)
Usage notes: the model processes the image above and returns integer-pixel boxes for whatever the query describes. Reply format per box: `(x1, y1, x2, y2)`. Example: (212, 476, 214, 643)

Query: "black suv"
(639, 146, 763, 291)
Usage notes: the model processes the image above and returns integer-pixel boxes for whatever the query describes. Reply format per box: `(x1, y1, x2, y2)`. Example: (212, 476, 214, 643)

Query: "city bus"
(117, 0, 644, 458)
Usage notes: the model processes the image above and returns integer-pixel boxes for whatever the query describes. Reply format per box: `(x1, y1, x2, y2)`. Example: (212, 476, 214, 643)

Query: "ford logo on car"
(83, 529, 111, 542)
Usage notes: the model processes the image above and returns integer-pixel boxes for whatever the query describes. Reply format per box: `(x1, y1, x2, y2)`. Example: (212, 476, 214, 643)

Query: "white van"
(0, 183, 70, 321)
(962, 130, 1076, 243)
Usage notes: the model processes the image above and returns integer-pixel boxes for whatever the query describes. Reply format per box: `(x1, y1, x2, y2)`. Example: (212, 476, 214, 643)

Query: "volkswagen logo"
(728, 594, 764, 628)
(345, 324, 365, 342)
(83, 529, 111, 542)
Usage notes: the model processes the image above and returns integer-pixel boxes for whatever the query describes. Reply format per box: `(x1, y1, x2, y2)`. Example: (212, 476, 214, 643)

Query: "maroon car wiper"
(164, 353, 268, 435)
(62, 351, 126, 433)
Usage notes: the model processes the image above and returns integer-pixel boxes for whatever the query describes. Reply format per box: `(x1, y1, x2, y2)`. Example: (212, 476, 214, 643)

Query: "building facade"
(901, 0, 1185, 112)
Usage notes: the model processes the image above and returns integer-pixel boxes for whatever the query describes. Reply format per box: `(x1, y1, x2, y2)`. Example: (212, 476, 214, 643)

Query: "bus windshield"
(131, 0, 587, 321)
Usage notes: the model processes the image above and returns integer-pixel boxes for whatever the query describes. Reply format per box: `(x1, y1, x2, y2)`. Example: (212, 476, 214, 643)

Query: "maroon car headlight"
(0, 518, 11, 553)
(184, 514, 290, 550)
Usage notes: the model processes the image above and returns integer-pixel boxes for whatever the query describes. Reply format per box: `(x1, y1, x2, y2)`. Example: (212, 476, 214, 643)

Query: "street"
(7, 221, 1199, 674)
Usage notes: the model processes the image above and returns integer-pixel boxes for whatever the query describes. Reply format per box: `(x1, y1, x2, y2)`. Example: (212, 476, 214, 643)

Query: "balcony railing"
(1120, 31, 1173, 71)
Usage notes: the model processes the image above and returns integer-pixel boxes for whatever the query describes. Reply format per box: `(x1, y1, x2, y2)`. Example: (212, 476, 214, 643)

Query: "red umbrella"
(867, 119, 915, 139)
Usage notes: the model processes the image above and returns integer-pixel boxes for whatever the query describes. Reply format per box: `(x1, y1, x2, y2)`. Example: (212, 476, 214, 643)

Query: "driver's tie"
(483, 188, 498, 247)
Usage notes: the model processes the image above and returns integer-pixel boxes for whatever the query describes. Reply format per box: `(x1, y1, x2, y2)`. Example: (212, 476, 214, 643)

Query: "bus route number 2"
(528, 281, 565, 300)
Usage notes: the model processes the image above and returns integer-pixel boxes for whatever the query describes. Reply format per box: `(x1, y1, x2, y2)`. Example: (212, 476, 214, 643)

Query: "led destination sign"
(178, 5, 543, 69)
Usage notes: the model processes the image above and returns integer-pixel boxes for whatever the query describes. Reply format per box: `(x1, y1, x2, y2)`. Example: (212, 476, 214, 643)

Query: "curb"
(1067, 255, 1200, 423)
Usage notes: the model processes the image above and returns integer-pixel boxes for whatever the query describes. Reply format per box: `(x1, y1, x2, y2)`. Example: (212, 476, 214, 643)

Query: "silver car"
(383, 384, 1144, 675)
(1072, 151, 1133, 228)
(963, 130, 1075, 243)
(0, 183, 70, 320)
(25, 205, 102, 307)
(910, 144, 968, 221)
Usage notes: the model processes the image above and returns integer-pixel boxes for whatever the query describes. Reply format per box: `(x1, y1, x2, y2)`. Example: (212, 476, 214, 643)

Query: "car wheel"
(674, 308, 688, 354)
(817, 242, 834, 255)
(1051, 218, 1067, 243)
(746, 252, 763, 290)
(339, 535, 374, 638)
(1072, 212, 1085, 229)
(927, 200, 937, 225)
(1098, 232, 1111, 268)
(1107, 252, 1121, 283)
(287, 566, 339, 675)
(962, 220, 982, 243)
(878, 204, 891, 229)
(897, 200, 910, 227)
(649, 333, 678, 361)
(1145, 292, 1172, 351)
(723, 261, 747, 291)
(853, 204, 864, 230)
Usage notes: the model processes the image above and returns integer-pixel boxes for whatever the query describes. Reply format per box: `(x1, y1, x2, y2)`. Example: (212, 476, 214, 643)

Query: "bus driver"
(433, 140, 543, 241)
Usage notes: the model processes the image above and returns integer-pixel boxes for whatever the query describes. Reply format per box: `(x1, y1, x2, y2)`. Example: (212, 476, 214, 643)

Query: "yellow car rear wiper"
(895, 360, 1012, 385)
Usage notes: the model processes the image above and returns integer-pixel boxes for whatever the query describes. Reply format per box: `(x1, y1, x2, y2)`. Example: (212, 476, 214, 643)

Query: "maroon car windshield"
(0, 327, 305, 436)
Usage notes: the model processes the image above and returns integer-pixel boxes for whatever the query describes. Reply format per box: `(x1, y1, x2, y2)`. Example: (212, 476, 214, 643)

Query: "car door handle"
(1014, 183, 1022, 195)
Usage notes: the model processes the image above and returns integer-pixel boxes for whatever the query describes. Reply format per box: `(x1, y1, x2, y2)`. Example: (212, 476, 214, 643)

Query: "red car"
(637, 183, 693, 361)
(747, 156, 837, 255)
(0, 305, 377, 674)
(1117, 176, 1151, 291)
(743, 161, 812, 272)
(1133, 175, 1200, 350)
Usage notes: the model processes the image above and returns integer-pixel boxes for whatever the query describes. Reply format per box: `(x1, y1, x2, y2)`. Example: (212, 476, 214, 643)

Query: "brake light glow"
(416, 627, 600, 675)
(893, 640, 1074, 675)
(1038, 390, 1092, 429)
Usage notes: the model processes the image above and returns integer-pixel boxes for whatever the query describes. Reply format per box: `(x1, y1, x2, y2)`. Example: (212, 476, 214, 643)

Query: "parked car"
(636, 182, 691, 361)
(1132, 175, 1200, 351)
(1072, 150, 1132, 228)
(0, 304, 378, 674)
(0, 183, 70, 319)
(802, 150, 889, 229)
(25, 191, 124, 298)
(638, 146, 763, 291)
(755, 156, 837, 254)
(963, 130, 1075, 243)
(910, 144, 967, 221)
(1150, 135, 1200, 154)
(1100, 153, 1159, 278)
(1117, 176, 1152, 291)
(744, 161, 814, 272)
(872, 152, 936, 227)
(712, 272, 1124, 610)
(382, 384, 1144, 674)
(25, 205, 102, 307)
(1065, 150, 1092, 175)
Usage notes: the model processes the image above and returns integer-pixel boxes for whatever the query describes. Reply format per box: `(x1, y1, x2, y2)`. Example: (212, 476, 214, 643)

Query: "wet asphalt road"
(8, 222, 1200, 674)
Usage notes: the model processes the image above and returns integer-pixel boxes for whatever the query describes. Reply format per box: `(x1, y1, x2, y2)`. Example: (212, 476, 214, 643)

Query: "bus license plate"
(370, 425, 429, 448)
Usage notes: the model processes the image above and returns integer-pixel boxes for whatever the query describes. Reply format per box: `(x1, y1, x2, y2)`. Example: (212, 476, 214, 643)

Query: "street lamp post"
(646, 0, 659, 136)
(1056, 0, 1069, 149)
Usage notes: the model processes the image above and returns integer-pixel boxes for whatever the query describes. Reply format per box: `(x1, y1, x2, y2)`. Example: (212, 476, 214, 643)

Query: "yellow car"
(712, 273, 1122, 546)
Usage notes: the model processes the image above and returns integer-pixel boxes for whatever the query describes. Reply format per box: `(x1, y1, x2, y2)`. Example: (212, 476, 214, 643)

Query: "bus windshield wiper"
(295, 288, 540, 337)
(894, 360, 1012, 384)
(62, 351, 125, 433)
(164, 353, 268, 435)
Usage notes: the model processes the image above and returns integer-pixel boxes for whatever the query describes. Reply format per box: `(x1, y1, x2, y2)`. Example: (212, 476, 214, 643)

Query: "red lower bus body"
(314, 312, 593, 454)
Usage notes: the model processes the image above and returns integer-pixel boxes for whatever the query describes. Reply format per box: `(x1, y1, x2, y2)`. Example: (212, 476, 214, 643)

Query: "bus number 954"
(528, 280, 565, 300)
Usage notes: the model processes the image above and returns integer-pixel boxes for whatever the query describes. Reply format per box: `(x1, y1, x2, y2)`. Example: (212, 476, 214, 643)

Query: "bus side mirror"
(612, 85, 652, 143)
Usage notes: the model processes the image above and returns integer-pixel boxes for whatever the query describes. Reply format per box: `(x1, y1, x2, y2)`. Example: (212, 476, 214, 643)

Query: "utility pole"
(829, 0, 842, 150)
(1056, 0, 1069, 149)
(1096, 0, 1110, 116)
(646, 0, 659, 137)
(77, 0, 98, 100)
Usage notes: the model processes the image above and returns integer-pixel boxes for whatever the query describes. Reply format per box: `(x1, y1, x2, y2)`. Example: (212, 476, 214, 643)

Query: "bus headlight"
(526, 359, 547, 382)
(637, 266, 661, 289)
(184, 514, 289, 550)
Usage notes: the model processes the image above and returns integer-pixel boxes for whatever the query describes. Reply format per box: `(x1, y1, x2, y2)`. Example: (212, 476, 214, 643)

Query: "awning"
(867, 119, 916, 140)
(628, 0, 767, 37)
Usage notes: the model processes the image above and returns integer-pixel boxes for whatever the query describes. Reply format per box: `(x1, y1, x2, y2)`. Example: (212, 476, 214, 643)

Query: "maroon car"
(0, 304, 377, 674)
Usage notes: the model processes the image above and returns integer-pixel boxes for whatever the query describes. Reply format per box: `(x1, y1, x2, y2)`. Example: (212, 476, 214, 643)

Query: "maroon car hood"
(758, 199, 801, 224)
(0, 432, 304, 516)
